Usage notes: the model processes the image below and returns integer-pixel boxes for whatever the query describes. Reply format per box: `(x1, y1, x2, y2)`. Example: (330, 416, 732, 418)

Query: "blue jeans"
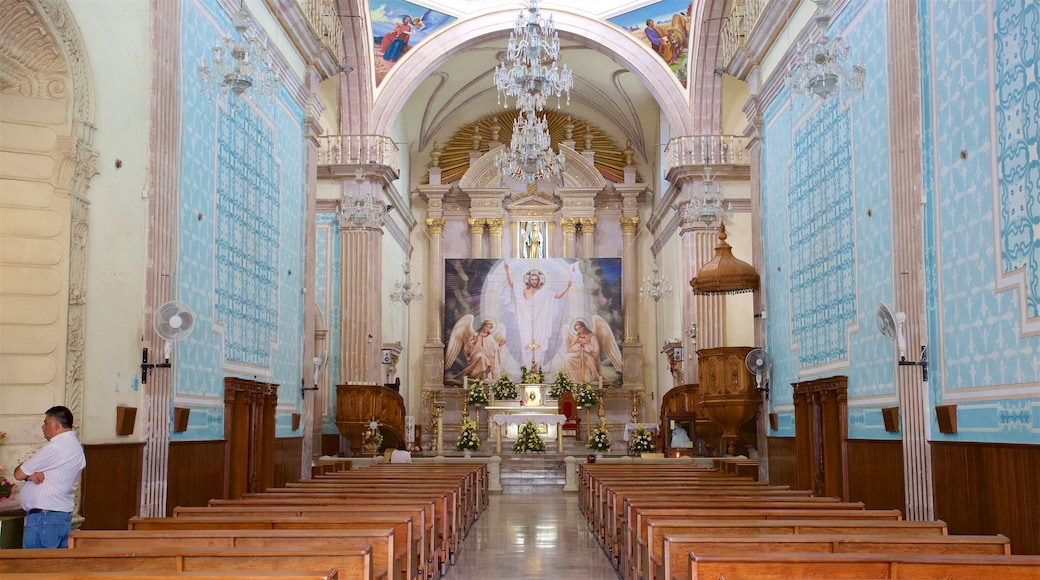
(22, 510, 73, 549)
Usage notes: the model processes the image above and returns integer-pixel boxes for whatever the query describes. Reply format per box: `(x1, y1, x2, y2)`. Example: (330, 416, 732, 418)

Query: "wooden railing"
(721, 0, 769, 68)
(663, 134, 751, 173)
(317, 134, 400, 174)
(297, 0, 343, 61)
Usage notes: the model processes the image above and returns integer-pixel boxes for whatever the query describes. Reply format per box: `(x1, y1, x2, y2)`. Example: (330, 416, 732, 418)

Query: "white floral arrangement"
(512, 420, 546, 454)
(576, 383, 599, 406)
(587, 419, 611, 453)
(628, 425, 655, 454)
(491, 374, 517, 400)
(456, 418, 480, 452)
(547, 372, 574, 399)
(466, 380, 489, 406)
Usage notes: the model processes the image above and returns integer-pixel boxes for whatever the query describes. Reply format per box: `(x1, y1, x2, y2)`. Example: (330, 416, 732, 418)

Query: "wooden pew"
(69, 528, 397, 580)
(128, 516, 413, 580)
(628, 508, 904, 580)
(0, 547, 376, 579)
(638, 519, 949, 580)
(657, 533, 1012, 580)
(686, 552, 1040, 579)
(237, 490, 452, 574)
(171, 503, 431, 580)
(2, 572, 339, 580)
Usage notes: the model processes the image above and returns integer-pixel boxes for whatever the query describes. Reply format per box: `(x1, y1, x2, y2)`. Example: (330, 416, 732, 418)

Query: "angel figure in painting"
(562, 316, 623, 384)
(445, 315, 506, 382)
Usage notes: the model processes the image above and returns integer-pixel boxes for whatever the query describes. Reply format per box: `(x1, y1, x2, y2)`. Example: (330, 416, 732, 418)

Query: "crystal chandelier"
(683, 168, 727, 226)
(496, 110, 565, 183)
(494, 0, 572, 112)
(197, 6, 281, 101)
(493, 0, 571, 182)
(390, 263, 424, 305)
(337, 167, 384, 227)
(640, 259, 672, 302)
(787, 0, 864, 101)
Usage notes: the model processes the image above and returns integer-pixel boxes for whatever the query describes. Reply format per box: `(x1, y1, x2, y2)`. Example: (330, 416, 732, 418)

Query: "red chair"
(558, 391, 582, 441)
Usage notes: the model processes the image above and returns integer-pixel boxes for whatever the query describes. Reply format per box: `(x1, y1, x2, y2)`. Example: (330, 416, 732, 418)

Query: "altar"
(485, 384, 566, 453)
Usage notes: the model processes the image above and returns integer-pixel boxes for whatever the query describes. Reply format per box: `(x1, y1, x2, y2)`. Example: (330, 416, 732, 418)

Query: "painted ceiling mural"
(609, 1, 694, 87)
(371, 0, 455, 85)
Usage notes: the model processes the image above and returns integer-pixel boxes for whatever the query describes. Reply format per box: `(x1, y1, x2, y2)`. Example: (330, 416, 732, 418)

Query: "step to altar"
(498, 455, 568, 494)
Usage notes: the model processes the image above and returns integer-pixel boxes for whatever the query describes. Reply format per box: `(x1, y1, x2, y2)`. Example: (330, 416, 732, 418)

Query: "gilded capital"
(468, 218, 487, 234)
(486, 218, 504, 234)
(620, 216, 640, 234)
(561, 217, 578, 235)
(580, 217, 597, 232)
(426, 217, 445, 234)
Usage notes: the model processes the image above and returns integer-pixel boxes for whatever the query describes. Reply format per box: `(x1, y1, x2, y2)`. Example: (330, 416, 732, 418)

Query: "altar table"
(492, 413, 567, 454)
(623, 422, 660, 441)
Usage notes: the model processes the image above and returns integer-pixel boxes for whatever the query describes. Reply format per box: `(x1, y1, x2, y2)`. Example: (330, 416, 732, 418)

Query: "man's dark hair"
(396, 441, 406, 451)
(45, 406, 74, 429)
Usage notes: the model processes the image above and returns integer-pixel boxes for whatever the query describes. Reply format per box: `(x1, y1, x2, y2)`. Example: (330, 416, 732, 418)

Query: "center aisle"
(448, 492, 620, 579)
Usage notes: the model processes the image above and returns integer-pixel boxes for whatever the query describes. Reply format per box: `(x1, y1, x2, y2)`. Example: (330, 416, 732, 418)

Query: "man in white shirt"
(389, 441, 412, 464)
(14, 406, 87, 548)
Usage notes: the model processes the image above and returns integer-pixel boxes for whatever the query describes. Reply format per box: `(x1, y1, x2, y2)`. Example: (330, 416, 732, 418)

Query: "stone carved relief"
(0, 0, 70, 100)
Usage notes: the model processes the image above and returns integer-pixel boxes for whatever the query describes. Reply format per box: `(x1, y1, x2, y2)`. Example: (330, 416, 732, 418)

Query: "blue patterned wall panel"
(762, 0, 898, 439)
(173, 0, 306, 440)
(921, 0, 1039, 443)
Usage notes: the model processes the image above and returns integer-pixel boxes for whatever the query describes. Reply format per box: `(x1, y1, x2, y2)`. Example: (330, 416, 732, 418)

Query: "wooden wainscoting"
(81, 442, 145, 530)
(766, 436, 796, 487)
(167, 439, 226, 513)
(932, 440, 1040, 555)
(274, 436, 303, 488)
(846, 438, 905, 511)
(321, 433, 341, 457)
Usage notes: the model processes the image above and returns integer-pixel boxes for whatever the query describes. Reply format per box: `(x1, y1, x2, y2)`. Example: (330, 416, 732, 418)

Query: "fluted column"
(425, 218, 445, 344)
(468, 218, 486, 258)
(140, 0, 179, 518)
(338, 174, 383, 384)
(487, 218, 504, 259)
(580, 217, 597, 259)
(889, 0, 932, 521)
(620, 216, 640, 342)
(561, 218, 578, 258)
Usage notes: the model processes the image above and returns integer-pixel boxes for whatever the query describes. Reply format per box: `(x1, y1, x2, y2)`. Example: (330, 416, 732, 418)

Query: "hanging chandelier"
(494, 0, 572, 112)
(496, 110, 566, 183)
(786, 0, 864, 101)
(337, 167, 385, 227)
(683, 168, 727, 226)
(390, 263, 424, 305)
(640, 259, 672, 302)
(197, 6, 281, 101)
(493, 0, 571, 182)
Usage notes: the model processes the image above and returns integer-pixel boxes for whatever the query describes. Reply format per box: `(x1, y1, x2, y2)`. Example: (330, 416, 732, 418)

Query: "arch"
(370, 7, 694, 137)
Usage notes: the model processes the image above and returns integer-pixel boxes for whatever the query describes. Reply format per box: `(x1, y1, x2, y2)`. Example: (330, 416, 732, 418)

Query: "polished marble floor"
(448, 493, 620, 579)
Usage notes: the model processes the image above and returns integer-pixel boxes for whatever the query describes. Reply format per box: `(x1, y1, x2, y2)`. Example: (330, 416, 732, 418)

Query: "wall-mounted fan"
(141, 301, 196, 384)
(877, 301, 928, 380)
(303, 349, 329, 398)
(745, 348, 772, 398)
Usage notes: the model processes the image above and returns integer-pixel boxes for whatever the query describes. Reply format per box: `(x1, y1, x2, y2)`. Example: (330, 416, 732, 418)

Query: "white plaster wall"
(68, 0, 152, 443)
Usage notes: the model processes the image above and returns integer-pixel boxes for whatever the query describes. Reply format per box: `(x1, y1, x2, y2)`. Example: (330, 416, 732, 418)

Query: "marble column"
(300, 66, 323, 474)
(338, 172, 383, 384)
(580, 217, 597, 259)
(561, 218, 578, 258)
(468, 218, 486, 258)
(889, 0, 933, 522)
(487, 218, 504, 259)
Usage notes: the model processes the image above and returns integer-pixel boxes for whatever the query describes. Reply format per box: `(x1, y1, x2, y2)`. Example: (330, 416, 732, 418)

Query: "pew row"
(0, 547, 376, 579)
(684, 552, 1040, 579)
(69, 529, 397, 580)
(2, 573, 339, 580)
(657, 533, 1011, 580)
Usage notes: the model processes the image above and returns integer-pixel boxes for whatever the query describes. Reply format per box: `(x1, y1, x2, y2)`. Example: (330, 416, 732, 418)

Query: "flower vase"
(463, 451, 472, 458)
(595, 452, 603, 459)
